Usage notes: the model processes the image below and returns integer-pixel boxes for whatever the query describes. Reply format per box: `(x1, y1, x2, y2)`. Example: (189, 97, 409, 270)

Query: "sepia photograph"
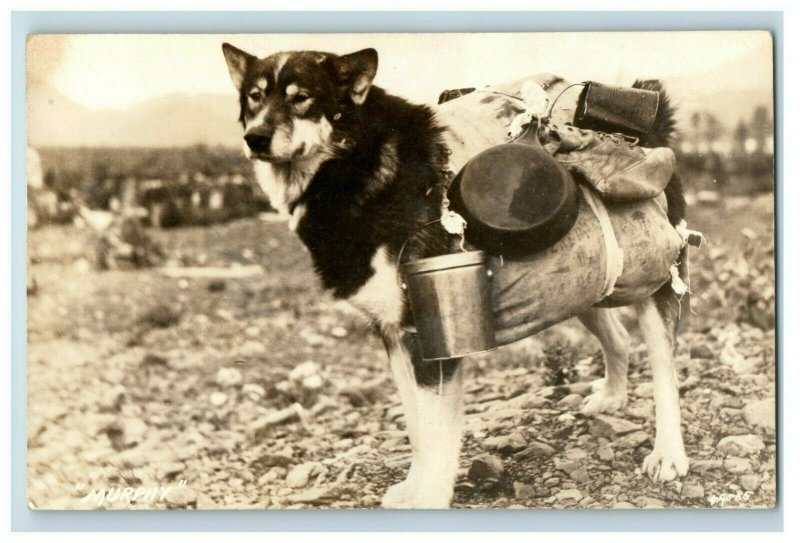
(25, 31, 775, 510)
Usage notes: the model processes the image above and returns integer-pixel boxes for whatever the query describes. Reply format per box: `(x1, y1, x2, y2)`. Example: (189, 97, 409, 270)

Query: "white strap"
(579, 185, 624, 298)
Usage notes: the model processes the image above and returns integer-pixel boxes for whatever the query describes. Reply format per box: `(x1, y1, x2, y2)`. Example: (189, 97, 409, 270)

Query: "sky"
(28, 31, 772, 111)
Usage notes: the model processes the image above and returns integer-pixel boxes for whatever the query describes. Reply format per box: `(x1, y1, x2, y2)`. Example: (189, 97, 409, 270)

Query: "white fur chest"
(347, 246, 405, 328)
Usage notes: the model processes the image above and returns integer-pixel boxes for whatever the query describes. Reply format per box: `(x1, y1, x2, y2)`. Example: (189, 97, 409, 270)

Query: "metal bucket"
(402, 250, 496, 361)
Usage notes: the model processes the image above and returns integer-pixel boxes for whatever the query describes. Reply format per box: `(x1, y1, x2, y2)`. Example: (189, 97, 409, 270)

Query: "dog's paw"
(408, 486, 453, 509)
(381, 479, 417, 509)
(581, 389, 628, 415)
(642, 445, 689, 482)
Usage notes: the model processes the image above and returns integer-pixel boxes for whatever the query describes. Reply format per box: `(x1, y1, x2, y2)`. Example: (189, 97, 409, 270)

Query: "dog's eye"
(248, 90, 262, 101)
(293, 93, 311, 104)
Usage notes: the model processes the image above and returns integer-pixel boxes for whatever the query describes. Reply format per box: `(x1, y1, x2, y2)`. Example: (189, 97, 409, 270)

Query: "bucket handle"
(396, 219, 453, 289)
(395, 218, 498, 291)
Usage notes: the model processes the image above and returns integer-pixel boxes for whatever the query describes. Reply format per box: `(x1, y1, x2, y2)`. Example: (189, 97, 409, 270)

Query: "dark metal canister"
(574, 82, 660, 137)
(402, 250, 496, 361)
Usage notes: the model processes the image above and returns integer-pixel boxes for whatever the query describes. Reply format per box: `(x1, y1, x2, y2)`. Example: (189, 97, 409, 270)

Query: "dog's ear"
(222, 43, 255, 90)
(331, 48, 378, 105)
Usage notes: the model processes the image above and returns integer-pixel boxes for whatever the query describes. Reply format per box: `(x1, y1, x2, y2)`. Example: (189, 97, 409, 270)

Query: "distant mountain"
(27, 84, 243, 148)
(29, 44, 774, 148)
(664, 45, 774, 131)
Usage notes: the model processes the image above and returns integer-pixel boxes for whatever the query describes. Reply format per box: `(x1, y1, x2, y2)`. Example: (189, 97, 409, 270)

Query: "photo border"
(10, 10, 784, 532)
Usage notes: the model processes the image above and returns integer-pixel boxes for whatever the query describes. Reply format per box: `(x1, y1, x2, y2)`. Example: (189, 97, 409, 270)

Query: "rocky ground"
(27, 194, 776, 510)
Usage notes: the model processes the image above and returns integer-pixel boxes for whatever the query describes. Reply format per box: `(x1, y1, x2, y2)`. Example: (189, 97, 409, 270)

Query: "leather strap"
(578, 185, 624, 298)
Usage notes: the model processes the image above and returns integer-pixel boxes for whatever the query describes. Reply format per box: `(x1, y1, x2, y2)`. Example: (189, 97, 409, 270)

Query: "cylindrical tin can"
(402, 250, 496, 361)
(574, 82, 660, 137)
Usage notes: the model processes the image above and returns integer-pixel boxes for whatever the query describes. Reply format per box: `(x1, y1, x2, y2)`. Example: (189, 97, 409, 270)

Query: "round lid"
(451, 142, 576, 233)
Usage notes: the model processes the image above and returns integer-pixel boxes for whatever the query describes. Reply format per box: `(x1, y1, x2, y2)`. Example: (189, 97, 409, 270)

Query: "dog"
(222, 43, 690, 508)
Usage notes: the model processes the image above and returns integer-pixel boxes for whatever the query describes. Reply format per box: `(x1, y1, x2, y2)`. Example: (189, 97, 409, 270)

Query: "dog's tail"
(632, 79, 677, 148)
(632, 79, 685, 225)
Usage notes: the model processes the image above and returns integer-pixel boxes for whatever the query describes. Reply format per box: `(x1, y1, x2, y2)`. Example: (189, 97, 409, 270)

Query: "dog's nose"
(244, 133, 272, 153)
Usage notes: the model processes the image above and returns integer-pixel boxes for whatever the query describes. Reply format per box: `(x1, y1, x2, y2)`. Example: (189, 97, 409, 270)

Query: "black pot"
(448, 136, 579, 257)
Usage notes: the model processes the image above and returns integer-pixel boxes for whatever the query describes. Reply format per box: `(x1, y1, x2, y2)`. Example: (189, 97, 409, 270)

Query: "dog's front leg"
(382, 331, 464, 509)
(635, 290, 689, 482)
(381, 330, 422, 508)
(578, 308, 630, 415)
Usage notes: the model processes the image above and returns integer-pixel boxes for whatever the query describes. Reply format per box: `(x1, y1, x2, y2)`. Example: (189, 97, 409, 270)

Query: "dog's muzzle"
(244, 132, 273, 154)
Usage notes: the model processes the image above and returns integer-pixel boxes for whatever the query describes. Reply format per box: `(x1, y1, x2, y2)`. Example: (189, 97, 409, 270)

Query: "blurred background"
(26, 31, 773, 230)
(26, 32, 776, 511)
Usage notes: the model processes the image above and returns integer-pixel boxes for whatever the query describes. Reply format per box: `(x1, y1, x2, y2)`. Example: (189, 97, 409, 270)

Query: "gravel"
(26, 205, 776, 510)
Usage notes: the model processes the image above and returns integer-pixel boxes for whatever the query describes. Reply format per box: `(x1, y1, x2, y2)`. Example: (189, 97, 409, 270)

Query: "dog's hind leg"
(381, 331, 464, 508)
(578, 308, 630, 415)
(636, 285, 689, 482)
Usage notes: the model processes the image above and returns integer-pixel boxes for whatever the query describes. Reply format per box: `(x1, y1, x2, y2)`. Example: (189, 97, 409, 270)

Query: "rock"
(565, 448, 588, 461)
(720, 342, 744, 367)
(287, 486, 335, 505)
(597, 445, 615, 462)
(100, 385, 126, 411)
(554, 489, 583, 503)
(237, 340, 266, 358)
(506, 392, 547, 409)
(330, 326, 348, 338)
(691, 459, 723, 473)
(681, 484, 705, 499)
(244, 326, 261, 337)
(740, 474, 762, 492)
(215, 367, 243, 387)
(207, 279, 226, 292)
(247, 404, 304, 439)
(165, 486, 198, 509)
(252, 454, 294, 469)
(468, 453, 504, 482)
(625, 401, 653, 420)
(289, 361, 320, 383)
(513, 482, 536, 500)
(570, 466, 590, 483)
(285, 462, 319, 488)
(156, 462, 185, 481)
(732, 358, 761, 376)
(640, 497, 665, 509)
(634, 383, 653, 398)
(514, 442, 556, 460)
(553, 459, 581, 473)
(544, 477, 560, 488)
(209, 392, 228, 406)
(139, 304, 181, 329)
(243, 383, 266, 400)
(613, 501, 635, 509)
(742, 399, 775, 431)
(614, 430, 650, 450)
(589, 415, 642, 438)
(717, 434, 765, 456)
(724, 456, 753, 474)
(105, 417, 148, 449)
(558, 394, 584, 409)
(455, 480, 475, 492)
(690, 344, 715, 359)
(485, 432, 527, 454)
(601, 484, 621, 499)
(140, 353, 168, 368)
(301, 374, 324, 390)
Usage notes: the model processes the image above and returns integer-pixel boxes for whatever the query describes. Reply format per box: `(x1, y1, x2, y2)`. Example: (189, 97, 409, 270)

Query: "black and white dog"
(222, 43, 690, 508)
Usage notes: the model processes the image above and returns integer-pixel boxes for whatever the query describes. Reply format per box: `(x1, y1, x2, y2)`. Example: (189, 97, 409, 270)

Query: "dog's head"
(222, 43, 378, 164)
